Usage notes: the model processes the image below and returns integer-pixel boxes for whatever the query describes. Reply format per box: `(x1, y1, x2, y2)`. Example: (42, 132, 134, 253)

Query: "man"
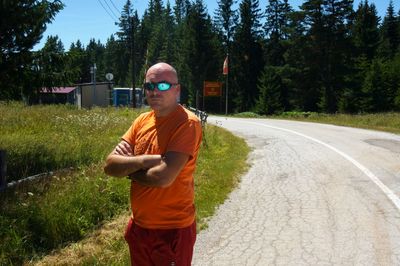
(104, 62, 202, 266)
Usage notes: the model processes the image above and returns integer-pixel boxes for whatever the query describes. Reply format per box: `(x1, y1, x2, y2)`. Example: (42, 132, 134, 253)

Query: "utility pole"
(90, 63, 97, 107)
(225, 29, 230, 115)
(225, 54, 229, 115)
(130, 16, 136, 108)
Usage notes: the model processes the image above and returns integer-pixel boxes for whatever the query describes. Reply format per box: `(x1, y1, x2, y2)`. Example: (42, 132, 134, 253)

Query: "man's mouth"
(149, 96, 162, 100)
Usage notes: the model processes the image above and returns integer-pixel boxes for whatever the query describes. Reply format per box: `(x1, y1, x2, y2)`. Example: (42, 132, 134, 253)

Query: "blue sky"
(34, 0, 397, 51)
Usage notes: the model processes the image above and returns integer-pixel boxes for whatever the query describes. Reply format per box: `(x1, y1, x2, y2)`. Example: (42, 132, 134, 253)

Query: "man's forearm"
(104, 154, 144, 177)
(129, 164, 171, 188)
(129, 169, 156, 186)
(104, 153, 163, 178)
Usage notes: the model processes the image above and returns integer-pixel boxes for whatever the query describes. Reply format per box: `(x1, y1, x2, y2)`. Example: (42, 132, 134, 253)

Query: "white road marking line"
(232, 119, 400, 211)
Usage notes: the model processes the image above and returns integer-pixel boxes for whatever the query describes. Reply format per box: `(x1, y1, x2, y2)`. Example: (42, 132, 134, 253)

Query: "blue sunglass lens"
(157, 83, 171, 91)
(144, 82, 173, 91)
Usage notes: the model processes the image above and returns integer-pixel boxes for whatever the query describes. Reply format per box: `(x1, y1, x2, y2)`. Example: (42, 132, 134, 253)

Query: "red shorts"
(124, 218, 196, 266)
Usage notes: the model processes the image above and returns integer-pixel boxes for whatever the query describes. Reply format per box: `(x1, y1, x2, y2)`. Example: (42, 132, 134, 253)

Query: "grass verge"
(0, 102, 140, 182)
(25, 124, 250, 266)
(277, 112, 400, 135)
(233, 111, 400, 135)
(0, 102, 250, 265)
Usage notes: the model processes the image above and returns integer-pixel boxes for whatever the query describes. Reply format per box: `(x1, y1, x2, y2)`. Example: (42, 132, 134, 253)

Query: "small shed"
(39, 87, 77, 104)
(75, 82, 113, 109)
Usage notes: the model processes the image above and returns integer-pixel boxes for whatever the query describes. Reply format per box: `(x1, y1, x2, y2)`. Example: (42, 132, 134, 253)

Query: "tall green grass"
(280, 112, 400, 134)
(0, 103, 250, 265)
(0, 102, 141, 265)
(0, 167, 130, 265)
(233, 111, 400, 135)
(0, 102, 140, 181)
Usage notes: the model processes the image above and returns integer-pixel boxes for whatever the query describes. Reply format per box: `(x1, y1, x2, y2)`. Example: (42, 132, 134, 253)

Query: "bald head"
(146, 62, 178, 84)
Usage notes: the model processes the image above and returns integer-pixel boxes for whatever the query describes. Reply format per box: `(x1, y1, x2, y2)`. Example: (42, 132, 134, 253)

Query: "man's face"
(145, 65, 180, 117)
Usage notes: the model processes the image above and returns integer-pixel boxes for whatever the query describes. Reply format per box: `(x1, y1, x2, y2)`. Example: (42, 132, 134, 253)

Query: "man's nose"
(147, 89, 159, 96)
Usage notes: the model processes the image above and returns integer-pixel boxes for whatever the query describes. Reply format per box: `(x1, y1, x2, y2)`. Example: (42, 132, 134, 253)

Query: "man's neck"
(154, 104, 179, 117)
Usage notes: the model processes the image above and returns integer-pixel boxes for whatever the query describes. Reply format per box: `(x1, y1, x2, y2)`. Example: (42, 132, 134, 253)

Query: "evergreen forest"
(1, 0, 400, 114)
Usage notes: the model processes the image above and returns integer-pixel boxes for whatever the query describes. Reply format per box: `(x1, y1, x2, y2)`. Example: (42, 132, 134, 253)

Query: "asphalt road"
(192, 117, 400, 266)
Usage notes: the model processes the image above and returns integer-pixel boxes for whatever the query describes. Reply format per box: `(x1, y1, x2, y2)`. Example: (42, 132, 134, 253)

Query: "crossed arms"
(103, 140, 189, 188)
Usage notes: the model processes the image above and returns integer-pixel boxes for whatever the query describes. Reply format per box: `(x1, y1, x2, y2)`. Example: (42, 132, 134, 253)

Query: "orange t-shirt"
(122, 105, 202, 229)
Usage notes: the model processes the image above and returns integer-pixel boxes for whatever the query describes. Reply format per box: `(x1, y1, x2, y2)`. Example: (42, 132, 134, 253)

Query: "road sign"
(203, 81, 222, 97)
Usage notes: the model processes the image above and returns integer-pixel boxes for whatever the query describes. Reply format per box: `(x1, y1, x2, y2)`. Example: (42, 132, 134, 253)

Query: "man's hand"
(113, 140, 134, 156)
(104, 140, 163, 178)
(113, 140, 162, 169)
(128, 151, 189, 187)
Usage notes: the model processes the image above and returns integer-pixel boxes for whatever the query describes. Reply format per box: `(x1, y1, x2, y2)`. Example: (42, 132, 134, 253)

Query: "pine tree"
(159, 1, 176, 63)
(103, 35, 123, 85)
(146, 0, 166, 64)
(116, 0, 133, 86)
(361, 59, 388, 112)
(264, 0, 291, 40)
(173, 0, 192, 104)
(379, 0, 400, 59)
(394, 54, 400, 110)
(300, 0, 354, 113)
(174, 0, 190, 24)
(231, 0, 264, 112)
(340, 0, 380, 113)
(283, 11, 315, 111)
(256, 66, 284, 114)
(264, 0, 292, 66)
(0, 0, 64, 100)
(181, 0, 222, 107)
(67, 40, 87, 83)
(214, 0, 238, 52)
(352, 0, 380, 61)
(85, 39, 105, 84)
(289, 0, 325, 112)
(381, 52, 400, 111)
(39, 35, 67, 90)
(116, 0, 141, 106)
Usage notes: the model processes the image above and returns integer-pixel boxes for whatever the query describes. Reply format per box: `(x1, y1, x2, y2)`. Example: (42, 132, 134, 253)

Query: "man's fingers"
(114, 141, 133, 156)
(121, 142, 133, 155)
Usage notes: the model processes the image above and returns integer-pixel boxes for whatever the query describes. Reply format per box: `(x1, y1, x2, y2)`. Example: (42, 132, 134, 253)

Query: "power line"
(108, 0, 121, 15)
(102, 0, 120, 20)
(97, 0, 118, 22)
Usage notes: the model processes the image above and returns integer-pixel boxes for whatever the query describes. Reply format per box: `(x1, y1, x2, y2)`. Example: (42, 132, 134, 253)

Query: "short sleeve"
(121, 123, 135, 146)
(166, 119, 202, 158)
(121, 115, 143, 146)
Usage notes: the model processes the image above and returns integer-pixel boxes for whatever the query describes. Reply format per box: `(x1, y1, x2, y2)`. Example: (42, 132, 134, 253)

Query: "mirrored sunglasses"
(143, 81, 178, 91)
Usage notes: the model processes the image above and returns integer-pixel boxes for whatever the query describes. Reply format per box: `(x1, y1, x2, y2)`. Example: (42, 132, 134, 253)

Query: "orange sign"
(203, 81, 222, 97)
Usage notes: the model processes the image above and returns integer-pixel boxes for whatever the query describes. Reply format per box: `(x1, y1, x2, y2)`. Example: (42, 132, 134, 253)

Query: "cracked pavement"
(192, 117, 400, 266)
